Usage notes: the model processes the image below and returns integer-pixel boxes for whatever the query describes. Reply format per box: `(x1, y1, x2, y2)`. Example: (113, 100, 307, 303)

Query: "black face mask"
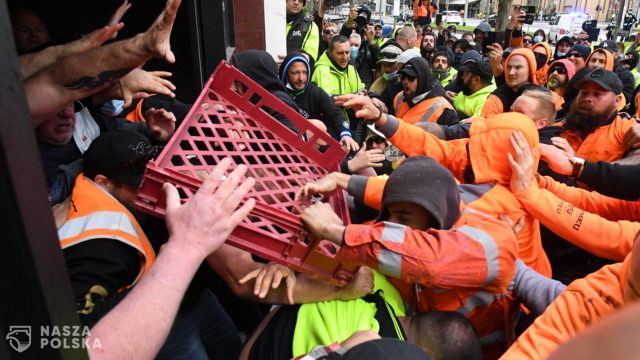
(535, 52, 547, 70)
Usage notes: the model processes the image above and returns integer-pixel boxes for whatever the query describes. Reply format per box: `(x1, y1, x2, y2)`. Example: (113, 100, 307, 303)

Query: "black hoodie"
(278, 52, 351, 140)
(377, 156, 461, 230)
(230, 50, 300, 133)
(398, 57, 459, 125)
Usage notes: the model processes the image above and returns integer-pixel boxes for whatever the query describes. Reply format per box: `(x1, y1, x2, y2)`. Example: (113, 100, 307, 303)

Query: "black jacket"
(578, 161, 640, 201)
(231, 50, 301, 133)
(279, 52, 351, 141)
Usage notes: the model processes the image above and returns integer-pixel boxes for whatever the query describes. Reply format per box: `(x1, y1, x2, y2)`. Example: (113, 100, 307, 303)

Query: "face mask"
(382, 71, 399, 81)
(350, 47, 359, 65)
(556, 51, 567, 58)
(533, 35, 543, 43)
(535, 53, 547, 69)
(99, 99, 125, 117)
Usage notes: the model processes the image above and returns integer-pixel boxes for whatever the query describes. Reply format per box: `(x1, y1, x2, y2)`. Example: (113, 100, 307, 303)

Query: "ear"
(93, 174, 115, 193)
(614, 93, 623, 108)
(537, 118, 548, 128)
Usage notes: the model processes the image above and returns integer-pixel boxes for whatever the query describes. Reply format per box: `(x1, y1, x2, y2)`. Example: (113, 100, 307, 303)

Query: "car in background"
(548, 12, 591, 43)
(443, 11, 462, 25)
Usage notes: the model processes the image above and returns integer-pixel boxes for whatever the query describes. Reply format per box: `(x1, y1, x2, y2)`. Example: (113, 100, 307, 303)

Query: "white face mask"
(382, 71, 399, 81)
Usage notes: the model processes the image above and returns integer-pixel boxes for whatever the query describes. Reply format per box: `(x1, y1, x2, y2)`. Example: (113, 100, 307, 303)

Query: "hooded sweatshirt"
(372, 112, 551, 278)
(585, 48, 615, 71)
(532, 42, 552, 85)
(230, 50, 300, 133)
(546, 59, 576, 108)
(341, 156, 520, 356)
(482, 48, 538, 117)
(393, 57, 458, 125)
(584, 48, 635, 107)
(627, 49, 640, 88)
(279, 52, 352, 140)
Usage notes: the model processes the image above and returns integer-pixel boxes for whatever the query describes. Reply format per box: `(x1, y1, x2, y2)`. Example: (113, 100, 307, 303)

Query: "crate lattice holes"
(136, 61, 358, 286)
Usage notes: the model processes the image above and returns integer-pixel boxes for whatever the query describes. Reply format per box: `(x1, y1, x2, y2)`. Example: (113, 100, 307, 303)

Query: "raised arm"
(509, 132, 638, 261)
(87, 158, 255, 360)
(25, 0, 181, 125)
(301, 203, 518, 292)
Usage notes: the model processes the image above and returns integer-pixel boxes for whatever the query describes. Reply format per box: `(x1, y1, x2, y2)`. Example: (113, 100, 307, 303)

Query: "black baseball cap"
(596, 40, 618, 53)
(459, 59, 493, 83)
(574, 68, 623, 94)
(398, 62, 418, 78)
(83, 130, 158, 188)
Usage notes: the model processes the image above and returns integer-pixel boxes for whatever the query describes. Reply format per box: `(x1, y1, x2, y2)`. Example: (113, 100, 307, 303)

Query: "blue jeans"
(156, 289, 241, 360)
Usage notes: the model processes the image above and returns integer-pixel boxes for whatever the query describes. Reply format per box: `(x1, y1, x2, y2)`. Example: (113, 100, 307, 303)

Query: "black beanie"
(377, 156, 461, 229)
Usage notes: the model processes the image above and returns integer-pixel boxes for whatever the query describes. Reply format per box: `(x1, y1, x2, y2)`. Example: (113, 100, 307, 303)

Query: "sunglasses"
(523, 39, 533, 44)
(400, 74, 416, 81)
(323, 29, 337, 35)
(549, 66, 567, 75)
(566, 52, 581, 58)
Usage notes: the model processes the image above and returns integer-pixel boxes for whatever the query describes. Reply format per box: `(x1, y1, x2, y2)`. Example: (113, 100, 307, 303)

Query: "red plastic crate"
(136, 61, 358, 286)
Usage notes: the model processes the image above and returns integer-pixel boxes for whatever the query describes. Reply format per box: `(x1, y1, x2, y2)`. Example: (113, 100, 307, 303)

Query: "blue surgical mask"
(556, 51, 567, 58)
(382, 71, 399, 81)
(99, 99, 125, 117)
(533, 35, 543, 43)
(350, 46, 359, 65)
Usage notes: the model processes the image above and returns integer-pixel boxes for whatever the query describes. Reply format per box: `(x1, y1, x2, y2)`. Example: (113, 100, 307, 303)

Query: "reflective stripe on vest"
(393, 93, 452, 124)
(418, 99, 450, 123)
(59, 211, 145, 254)
(60, 175, 156, 286)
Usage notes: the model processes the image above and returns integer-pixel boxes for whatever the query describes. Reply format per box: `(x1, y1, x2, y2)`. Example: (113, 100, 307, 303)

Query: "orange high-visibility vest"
(58, 174, 156, 288)
(394, 92, 454, 124)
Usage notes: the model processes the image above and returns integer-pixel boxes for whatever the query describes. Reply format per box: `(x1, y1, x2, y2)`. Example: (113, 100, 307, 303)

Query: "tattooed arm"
(25, 0, 181, 126)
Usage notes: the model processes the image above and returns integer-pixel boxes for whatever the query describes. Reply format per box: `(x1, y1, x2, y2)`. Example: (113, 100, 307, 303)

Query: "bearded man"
(557, 69, 637, 163)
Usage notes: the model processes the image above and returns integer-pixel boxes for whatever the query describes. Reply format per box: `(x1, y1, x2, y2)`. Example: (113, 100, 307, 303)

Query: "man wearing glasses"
(319, 22, 338, 56)
(565, 44, 590, 71)
(546, 60, 575, 99)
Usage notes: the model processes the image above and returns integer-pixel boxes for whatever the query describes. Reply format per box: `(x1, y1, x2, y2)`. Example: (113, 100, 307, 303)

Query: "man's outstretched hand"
(163, 157, 256, 260)
(139, 0, 182, 63)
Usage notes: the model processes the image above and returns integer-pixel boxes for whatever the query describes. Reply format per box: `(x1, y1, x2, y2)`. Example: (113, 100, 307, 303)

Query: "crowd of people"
(12, 0, 640, 358)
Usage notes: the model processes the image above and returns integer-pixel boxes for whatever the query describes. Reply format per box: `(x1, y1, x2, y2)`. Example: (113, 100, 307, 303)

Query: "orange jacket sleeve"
(378, 115, 470, 181)
(515, 182, 638, 261)
(509, 31, 524, 48)
(363, 177, 386, 210)
(481, 94, 504, 117)
(538, 175, 640, 222)
(499, 261, 626, 360)
(341, 211, 518, 292)
(345, 175, 385, 210)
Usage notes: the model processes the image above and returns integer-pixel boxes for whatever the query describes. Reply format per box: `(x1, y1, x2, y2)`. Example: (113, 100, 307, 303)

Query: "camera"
(355, 6, 372, 33)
